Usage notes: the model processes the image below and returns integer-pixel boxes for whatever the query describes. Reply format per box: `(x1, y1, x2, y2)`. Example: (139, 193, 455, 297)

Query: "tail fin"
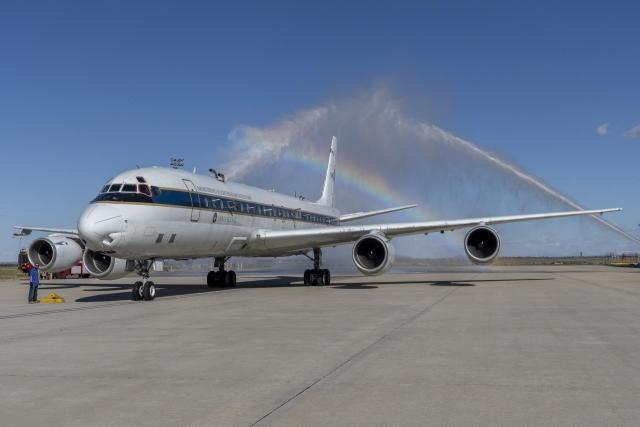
(317, 136, 337, 207)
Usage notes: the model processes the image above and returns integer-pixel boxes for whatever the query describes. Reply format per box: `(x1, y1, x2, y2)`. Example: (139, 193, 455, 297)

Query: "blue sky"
(1, 1, 639, 261)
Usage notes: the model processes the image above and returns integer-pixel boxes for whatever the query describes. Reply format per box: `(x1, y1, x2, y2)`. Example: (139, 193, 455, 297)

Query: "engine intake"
(28, 236, 83, 272)
(464, 226, 501, 264)
(352, 233, 395, 275)
(83, 250, 135, 280)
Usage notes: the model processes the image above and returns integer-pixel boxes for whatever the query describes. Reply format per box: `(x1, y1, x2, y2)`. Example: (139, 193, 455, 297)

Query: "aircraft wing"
(13, 226, 79, 237)
(250, 208, 622, 252)
(339, 204, 417, 222)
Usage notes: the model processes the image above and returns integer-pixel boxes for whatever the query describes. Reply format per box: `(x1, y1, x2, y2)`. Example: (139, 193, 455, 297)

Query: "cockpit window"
(100, 185, 110, 193)
(136, 176, 147, 183)
(108, 184, 122, 192)
(138, 184, 151, 196)
(122, 184, 137, 192)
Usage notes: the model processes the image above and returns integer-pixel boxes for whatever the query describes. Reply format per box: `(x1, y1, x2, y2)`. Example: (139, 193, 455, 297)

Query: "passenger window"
(122, 184, 137, 192)
(109, 184, 122, 192)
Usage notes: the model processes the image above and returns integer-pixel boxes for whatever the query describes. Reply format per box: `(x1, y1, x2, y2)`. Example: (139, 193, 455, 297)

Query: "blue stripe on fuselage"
(91, 187, 339, 225)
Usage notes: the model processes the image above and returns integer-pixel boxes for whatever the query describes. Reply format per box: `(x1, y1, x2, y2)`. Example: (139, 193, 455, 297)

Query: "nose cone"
(78, 204, 126, 251)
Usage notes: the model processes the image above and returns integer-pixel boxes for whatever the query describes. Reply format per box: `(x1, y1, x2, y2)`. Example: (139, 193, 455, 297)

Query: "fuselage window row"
(92, 186, 338, 225)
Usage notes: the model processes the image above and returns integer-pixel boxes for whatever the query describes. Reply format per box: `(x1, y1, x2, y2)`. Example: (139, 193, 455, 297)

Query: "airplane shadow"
(46, 275, 552, 303)
(331, 284, 379, 289)
(73, 276, 304, 302)
(331, 277, 552, 288)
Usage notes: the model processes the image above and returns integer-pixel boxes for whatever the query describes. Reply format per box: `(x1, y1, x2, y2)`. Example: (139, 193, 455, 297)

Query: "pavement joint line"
(250, 285, 461, 426)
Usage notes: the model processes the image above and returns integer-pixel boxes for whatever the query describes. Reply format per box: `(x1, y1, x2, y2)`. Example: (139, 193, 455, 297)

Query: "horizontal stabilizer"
(339, 204, 418, 222)
(13, 226, 78, 237)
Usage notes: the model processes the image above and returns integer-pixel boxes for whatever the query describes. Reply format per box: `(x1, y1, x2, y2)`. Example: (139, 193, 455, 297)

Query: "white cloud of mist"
(221, 88, 637, 258)
(596, 123, 609, 136)
(623, 124, 640, 139)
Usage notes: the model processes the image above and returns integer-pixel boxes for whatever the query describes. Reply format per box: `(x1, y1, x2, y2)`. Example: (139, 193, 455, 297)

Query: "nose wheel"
(132, 261, 156, 301)
(132, 280, 156, 301)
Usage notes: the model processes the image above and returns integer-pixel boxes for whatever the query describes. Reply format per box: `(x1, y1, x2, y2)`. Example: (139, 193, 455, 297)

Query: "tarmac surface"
(1, 265, 639, 426)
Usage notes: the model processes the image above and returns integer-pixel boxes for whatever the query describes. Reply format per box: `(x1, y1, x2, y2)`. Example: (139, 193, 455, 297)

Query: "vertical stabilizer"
(317, 136, 337, 207)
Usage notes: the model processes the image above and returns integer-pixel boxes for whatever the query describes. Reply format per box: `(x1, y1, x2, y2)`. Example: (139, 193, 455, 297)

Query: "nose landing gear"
(132, 260, 156, 301)
(303, 248, 331, 286)
(206, 257, 237, 288)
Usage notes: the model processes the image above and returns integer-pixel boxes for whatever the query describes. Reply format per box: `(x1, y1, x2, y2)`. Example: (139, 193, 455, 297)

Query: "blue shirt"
(30, 268, 40, 286)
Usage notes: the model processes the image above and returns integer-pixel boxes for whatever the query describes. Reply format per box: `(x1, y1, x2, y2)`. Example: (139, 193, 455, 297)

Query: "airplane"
(15, 137, 622, 301)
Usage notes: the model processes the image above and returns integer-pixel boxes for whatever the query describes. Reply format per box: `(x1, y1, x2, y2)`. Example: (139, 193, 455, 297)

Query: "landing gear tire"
(133, 260, 158, 300)
(228, 270, 237, 287)
(132, 281, 143, 301)
(142, 281, 156, 301)
(207, 271, 217, 287)
(303, 269, 311, 286)
(209, 270, 237, 287)
(221, 271, 237, 287)
(323, 269, 331, 286)
(304, 269, 330, 286)
(306, 248, 330, 286)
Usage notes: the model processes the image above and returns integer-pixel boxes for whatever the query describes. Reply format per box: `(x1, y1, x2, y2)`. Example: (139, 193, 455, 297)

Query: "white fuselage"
(77, 167, 340, 260)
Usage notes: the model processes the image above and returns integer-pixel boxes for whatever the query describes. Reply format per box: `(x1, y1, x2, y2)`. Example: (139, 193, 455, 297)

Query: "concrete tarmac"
(1, 265, 639, 426)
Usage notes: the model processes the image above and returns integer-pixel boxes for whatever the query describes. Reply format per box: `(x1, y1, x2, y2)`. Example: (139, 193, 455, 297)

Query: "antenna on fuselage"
(170, 158, 184, 169)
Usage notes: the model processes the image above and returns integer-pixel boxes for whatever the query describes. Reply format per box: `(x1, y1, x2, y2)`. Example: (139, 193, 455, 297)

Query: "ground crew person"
(28, 263, 40, 303)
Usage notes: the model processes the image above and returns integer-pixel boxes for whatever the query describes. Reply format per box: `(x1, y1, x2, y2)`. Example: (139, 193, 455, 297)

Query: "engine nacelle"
(82, 250, 135, 280)
(352, 233, 395, 276)
(464, 226, 501, 265)
(28, 235, 83, 272)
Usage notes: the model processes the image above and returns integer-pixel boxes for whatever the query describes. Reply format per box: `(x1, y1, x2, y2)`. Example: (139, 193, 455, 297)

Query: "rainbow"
(280, 148, 462, 254)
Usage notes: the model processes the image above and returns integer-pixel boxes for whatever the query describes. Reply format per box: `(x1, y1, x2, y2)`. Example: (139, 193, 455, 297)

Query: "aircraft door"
(182, 179, 201, 221)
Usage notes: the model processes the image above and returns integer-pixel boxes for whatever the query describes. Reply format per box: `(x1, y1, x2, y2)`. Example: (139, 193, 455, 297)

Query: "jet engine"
(352, 233, 395, 275)
(464, 226, 501, 264)
(28, 235, 83, 272)
(83, 250, 135, 280)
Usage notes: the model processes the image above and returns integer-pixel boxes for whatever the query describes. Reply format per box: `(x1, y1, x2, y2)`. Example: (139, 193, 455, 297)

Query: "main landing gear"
(303, 248, 331, 286)
(132, 260, 156, 301)
(207, 257, 237, 288)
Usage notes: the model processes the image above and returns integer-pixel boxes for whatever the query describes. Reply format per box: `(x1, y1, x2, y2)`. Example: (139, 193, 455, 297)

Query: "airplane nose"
(78, 204, 126, 250)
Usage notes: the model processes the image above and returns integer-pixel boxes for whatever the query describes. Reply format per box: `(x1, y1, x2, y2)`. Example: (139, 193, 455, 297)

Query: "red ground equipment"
(53, 261, 91, 279)
(18, 249, 32, 274)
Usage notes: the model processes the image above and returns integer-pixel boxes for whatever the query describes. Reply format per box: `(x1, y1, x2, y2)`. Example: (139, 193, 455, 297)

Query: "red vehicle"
(18, 249, 32, 274)
(52, 261, 91, 279)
